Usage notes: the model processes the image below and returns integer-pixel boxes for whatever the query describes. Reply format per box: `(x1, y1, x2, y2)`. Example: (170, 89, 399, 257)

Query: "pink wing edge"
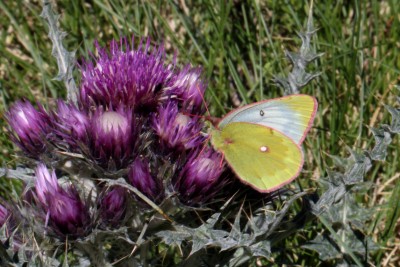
(297, 95, 318, 145)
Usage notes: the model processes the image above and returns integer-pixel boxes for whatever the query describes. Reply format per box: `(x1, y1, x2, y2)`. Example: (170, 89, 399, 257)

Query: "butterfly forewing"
(218, 94, 317, 145)
(212, 122, 304, 192)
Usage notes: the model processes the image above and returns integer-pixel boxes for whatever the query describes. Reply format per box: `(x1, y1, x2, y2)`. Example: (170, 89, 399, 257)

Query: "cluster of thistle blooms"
(1, 37, 226, 240)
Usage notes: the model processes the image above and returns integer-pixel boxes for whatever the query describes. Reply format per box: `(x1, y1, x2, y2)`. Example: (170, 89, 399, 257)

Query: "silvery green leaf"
(155, 226, 192, 247)
(302, 234, 342, 261)
(322, 195, 354, 225)
(248, 240, 271, 258)
(228, 208, 243, 241)
(384, 105, 400, 133)
(228, 248, 252, 267)
(40, 0, 78, 105)
(246, 212, 275, 238)
(0, 167, 35, 184)
(343, 150, 371, 185)
(217, 236, 244, 252)
(369, 127, 392, 161)
(274, 3, 321, 95)
(190, 228, 230, 255)
(310, 171, 346, 215)
(205, 194, 236, 228)
(327, 154, 348, 169)
(265, 191, 309, 236)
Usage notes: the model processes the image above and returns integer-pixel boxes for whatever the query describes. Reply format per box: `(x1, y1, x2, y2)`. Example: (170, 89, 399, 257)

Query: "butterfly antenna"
(195, 83, 211, 117)
(198, 134, 211, 157)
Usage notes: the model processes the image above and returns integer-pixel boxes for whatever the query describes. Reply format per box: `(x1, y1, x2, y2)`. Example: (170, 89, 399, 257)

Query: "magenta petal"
(128, 158, 160, 200)
(6, 100, 50, 157)
(34, 164, 91, 238)
(175, 149, 225, 205)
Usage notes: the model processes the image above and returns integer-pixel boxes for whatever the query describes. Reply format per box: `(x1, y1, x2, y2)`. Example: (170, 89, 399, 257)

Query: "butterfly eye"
(260, 146, 269, 152)
(259, 110, 265, 116)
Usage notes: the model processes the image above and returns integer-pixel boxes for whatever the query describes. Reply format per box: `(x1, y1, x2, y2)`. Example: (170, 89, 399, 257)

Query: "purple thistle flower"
(98, 187, 126, 227)
(34, 163, 91, 239)
(128, 158, 161, 201)
(6, 100, 50, 157)
(168, 66, 206, 113)
(79, 37, 177, 112)
(88, 107, 136, 170)
(152, 102, 205, 152)
(52, 100, 89, 149)
(175, 148, 225, 205)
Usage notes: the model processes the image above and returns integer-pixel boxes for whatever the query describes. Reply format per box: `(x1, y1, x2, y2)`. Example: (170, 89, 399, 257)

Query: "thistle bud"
(88, 107, 136, 170)
(172, 67, 206, 113)
(128, 158, 161, 201)
(52, 100, 89, 148)
(34, 164, 91, 239)
(175, 149, 225, 205)
(6, 100, 50, 157)
(98, 187, 126, 227)
(152, 102, 205, 152)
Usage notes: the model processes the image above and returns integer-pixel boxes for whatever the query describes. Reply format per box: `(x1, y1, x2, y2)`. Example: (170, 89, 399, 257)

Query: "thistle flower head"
(79, 37, 177, 112)
(52, 100, 89, 149)
(6, 100, 50, 157)
(175, 148, 225, 205)
(35, 164, 60, 205)
(88, 107, 136, 170)
(170, 66, 206, 113)
(128, 158, 161, 201)
(34, 164, 91, 239)
(152, 102, 205, 152)
(98, 187, 127, 227)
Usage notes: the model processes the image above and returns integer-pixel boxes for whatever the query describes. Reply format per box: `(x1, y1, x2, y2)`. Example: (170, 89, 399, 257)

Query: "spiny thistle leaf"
(310, 171, 347, 215)
(273, 1, 322, 95)
(369, 127, 392, 161)
(156, 192, 308, 258)
(40, 0, 78, 105)
(154, 226, 191, 247)
(343, 150, 372, 185)
(306, 87, 400, 264)
(384, 105, 400, 134)
(303, 228, 378, 263)
(322, 193, 368, 227)
(0, 166, 35, 184)
(248, 240, 271, 258)
(245, 211, 275, 238)
(302, 234, 342, 261)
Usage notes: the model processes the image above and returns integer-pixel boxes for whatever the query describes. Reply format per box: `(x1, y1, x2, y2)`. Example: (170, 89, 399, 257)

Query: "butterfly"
(210, 94, 317, 192)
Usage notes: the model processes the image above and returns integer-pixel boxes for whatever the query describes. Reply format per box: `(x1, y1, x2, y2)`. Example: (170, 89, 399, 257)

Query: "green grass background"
(0, 0, 399, 265)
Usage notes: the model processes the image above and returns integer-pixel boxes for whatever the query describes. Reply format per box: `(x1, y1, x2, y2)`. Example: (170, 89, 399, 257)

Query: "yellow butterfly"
(210, 94, 317, 192)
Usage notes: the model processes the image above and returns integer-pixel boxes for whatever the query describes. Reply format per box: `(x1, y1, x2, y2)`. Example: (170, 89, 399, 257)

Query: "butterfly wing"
(211, 122, 303, 192)
(218, 94, 317, 145)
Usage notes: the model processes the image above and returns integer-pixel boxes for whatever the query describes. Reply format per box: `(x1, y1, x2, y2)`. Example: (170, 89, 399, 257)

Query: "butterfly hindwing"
(218, 94, 317, 145)
(211, 122, 303, 192)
